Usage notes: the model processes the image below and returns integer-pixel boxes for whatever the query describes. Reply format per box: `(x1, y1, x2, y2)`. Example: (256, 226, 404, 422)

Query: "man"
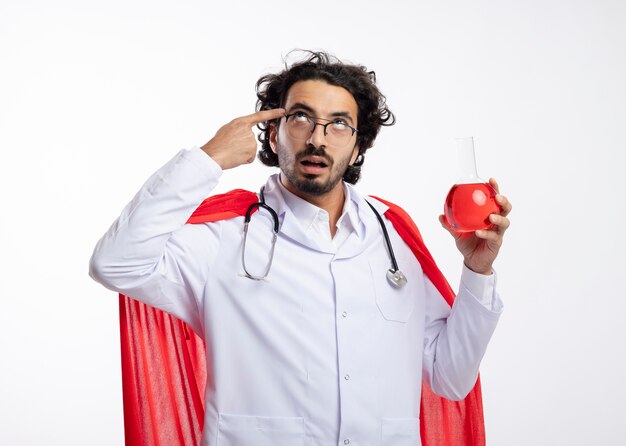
(90, 51, 511, 446)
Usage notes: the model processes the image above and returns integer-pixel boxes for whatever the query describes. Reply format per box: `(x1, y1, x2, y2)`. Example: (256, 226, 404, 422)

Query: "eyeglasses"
(283, 112, 358, 148)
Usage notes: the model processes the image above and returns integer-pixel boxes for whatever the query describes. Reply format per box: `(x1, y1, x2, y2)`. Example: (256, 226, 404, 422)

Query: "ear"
(269, 123, 278, 154)
(350, 145, 361, 165)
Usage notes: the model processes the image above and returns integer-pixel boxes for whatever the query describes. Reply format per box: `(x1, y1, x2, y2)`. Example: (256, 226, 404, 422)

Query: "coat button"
(342, 311, 348, 318)
(344, 374, 350, 380)
(344, 440, 350, 445)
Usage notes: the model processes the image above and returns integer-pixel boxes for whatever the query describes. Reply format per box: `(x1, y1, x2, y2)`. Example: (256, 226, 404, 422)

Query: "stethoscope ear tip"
(387, 269, 408, 289)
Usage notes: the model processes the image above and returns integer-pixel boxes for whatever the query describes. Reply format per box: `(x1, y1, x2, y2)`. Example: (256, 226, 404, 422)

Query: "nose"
(306, 122, 327, 148)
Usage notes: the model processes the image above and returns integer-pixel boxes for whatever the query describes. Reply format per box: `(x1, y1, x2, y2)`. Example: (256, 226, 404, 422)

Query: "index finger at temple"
(241, 108, 286, 125)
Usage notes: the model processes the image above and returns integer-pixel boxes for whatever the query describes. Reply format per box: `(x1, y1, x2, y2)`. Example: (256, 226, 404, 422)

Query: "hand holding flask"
(443, 137, 501, 232)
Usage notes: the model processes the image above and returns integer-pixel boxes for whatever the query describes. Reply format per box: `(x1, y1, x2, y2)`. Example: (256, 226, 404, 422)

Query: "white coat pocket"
(216, 413, 305, 446)
(369, 258, 415, 323)
(381, 417, 421, 445)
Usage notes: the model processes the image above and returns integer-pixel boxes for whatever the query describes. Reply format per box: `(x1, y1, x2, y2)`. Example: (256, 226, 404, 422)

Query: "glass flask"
(444, 137, 501, 232)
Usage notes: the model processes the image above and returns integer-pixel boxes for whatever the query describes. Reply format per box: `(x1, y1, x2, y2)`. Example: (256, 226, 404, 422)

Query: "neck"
(280, 176, 345, 237)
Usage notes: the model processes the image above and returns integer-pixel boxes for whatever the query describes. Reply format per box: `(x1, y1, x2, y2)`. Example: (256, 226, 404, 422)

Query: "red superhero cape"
(119, 189, 486, 446)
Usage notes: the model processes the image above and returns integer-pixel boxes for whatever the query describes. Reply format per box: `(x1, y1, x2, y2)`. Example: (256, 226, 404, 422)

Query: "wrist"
(201, 143, 227, 170)
(464, 261, 493, 275)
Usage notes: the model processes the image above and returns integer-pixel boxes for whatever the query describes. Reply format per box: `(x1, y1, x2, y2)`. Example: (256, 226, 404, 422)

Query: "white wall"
(1, 0, 624, 444)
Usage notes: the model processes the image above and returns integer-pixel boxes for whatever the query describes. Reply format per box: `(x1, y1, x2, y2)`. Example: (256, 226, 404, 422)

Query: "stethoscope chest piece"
(387, 269, 407, 288)
(366, 200, 409, 290)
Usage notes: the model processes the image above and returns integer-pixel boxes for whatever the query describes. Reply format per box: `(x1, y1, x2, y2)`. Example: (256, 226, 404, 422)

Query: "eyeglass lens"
(285, 114, 355, 147)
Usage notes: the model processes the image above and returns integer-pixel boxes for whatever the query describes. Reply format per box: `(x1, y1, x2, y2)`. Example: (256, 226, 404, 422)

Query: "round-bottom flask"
(444, 137, 501, 232)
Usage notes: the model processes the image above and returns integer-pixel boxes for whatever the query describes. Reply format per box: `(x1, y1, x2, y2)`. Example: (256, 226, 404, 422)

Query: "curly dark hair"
(255, 50, 396, 184)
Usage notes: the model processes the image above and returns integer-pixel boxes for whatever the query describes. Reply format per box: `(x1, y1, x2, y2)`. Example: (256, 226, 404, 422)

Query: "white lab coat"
(90, 148, 503, 446)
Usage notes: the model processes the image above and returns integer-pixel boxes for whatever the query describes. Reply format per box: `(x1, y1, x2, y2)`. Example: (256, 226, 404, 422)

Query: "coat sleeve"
(421, 266, 503, 400)
(89, 148, 223, 334)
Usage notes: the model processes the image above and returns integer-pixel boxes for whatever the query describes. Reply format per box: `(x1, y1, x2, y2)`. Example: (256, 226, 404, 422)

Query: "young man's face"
(269, 79, 359, 200)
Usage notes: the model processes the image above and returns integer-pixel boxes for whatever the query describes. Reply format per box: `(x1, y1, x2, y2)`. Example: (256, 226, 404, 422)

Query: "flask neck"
(455, 137, 481, 184)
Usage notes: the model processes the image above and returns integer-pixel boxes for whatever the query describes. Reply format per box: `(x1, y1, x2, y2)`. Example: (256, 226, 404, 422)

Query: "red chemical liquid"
(444, 182, 501, 232)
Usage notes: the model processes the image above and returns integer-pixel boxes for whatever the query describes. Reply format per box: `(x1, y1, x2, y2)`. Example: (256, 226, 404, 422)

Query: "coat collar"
(262, 174, 387, 257)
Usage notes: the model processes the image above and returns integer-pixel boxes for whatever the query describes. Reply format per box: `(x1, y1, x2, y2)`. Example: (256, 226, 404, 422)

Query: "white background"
(1, 0, 625, 444)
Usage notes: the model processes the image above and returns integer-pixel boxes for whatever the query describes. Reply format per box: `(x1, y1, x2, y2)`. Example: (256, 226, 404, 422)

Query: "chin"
(293, 177, 332, 196)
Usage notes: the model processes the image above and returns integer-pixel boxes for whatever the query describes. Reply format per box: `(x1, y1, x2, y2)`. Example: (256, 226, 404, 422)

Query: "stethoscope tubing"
(241, 186, 406, 288)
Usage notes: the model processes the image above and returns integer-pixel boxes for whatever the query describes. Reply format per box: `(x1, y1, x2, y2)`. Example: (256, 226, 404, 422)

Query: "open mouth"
(300, 155, 329, 169)
(301, 160, 328, 168)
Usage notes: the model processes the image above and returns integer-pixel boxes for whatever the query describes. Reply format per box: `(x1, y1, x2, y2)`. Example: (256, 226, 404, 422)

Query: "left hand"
(439, 178, 512, 275)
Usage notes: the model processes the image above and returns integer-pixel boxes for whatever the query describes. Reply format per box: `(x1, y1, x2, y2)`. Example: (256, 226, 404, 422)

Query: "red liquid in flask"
(444, 182, 501, 232)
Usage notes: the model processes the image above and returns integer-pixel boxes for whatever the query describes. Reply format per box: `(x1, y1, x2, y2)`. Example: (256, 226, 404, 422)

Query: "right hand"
(201, 108, 286, 170)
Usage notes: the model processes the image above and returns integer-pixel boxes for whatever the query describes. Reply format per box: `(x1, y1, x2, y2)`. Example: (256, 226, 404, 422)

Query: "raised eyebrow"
(287, 102, 315, 115)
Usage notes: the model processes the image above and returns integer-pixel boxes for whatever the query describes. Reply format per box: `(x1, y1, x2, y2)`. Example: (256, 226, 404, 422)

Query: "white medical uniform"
(90, 148, 503, 446)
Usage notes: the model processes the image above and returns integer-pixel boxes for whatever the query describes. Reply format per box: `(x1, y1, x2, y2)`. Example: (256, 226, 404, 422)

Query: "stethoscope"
(242, 187, 408, 289)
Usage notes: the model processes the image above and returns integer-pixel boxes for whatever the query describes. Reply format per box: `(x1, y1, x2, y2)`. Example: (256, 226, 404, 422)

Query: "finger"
(241, 108, 286, 126)
(475, 229, 502, 244)
(489, 213, 510, 233)
(495, 194, 512, 216)
(489, 177, 500, 194)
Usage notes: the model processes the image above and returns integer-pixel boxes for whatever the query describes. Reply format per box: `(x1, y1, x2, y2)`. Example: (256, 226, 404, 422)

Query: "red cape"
(119, 189, 486, 445)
